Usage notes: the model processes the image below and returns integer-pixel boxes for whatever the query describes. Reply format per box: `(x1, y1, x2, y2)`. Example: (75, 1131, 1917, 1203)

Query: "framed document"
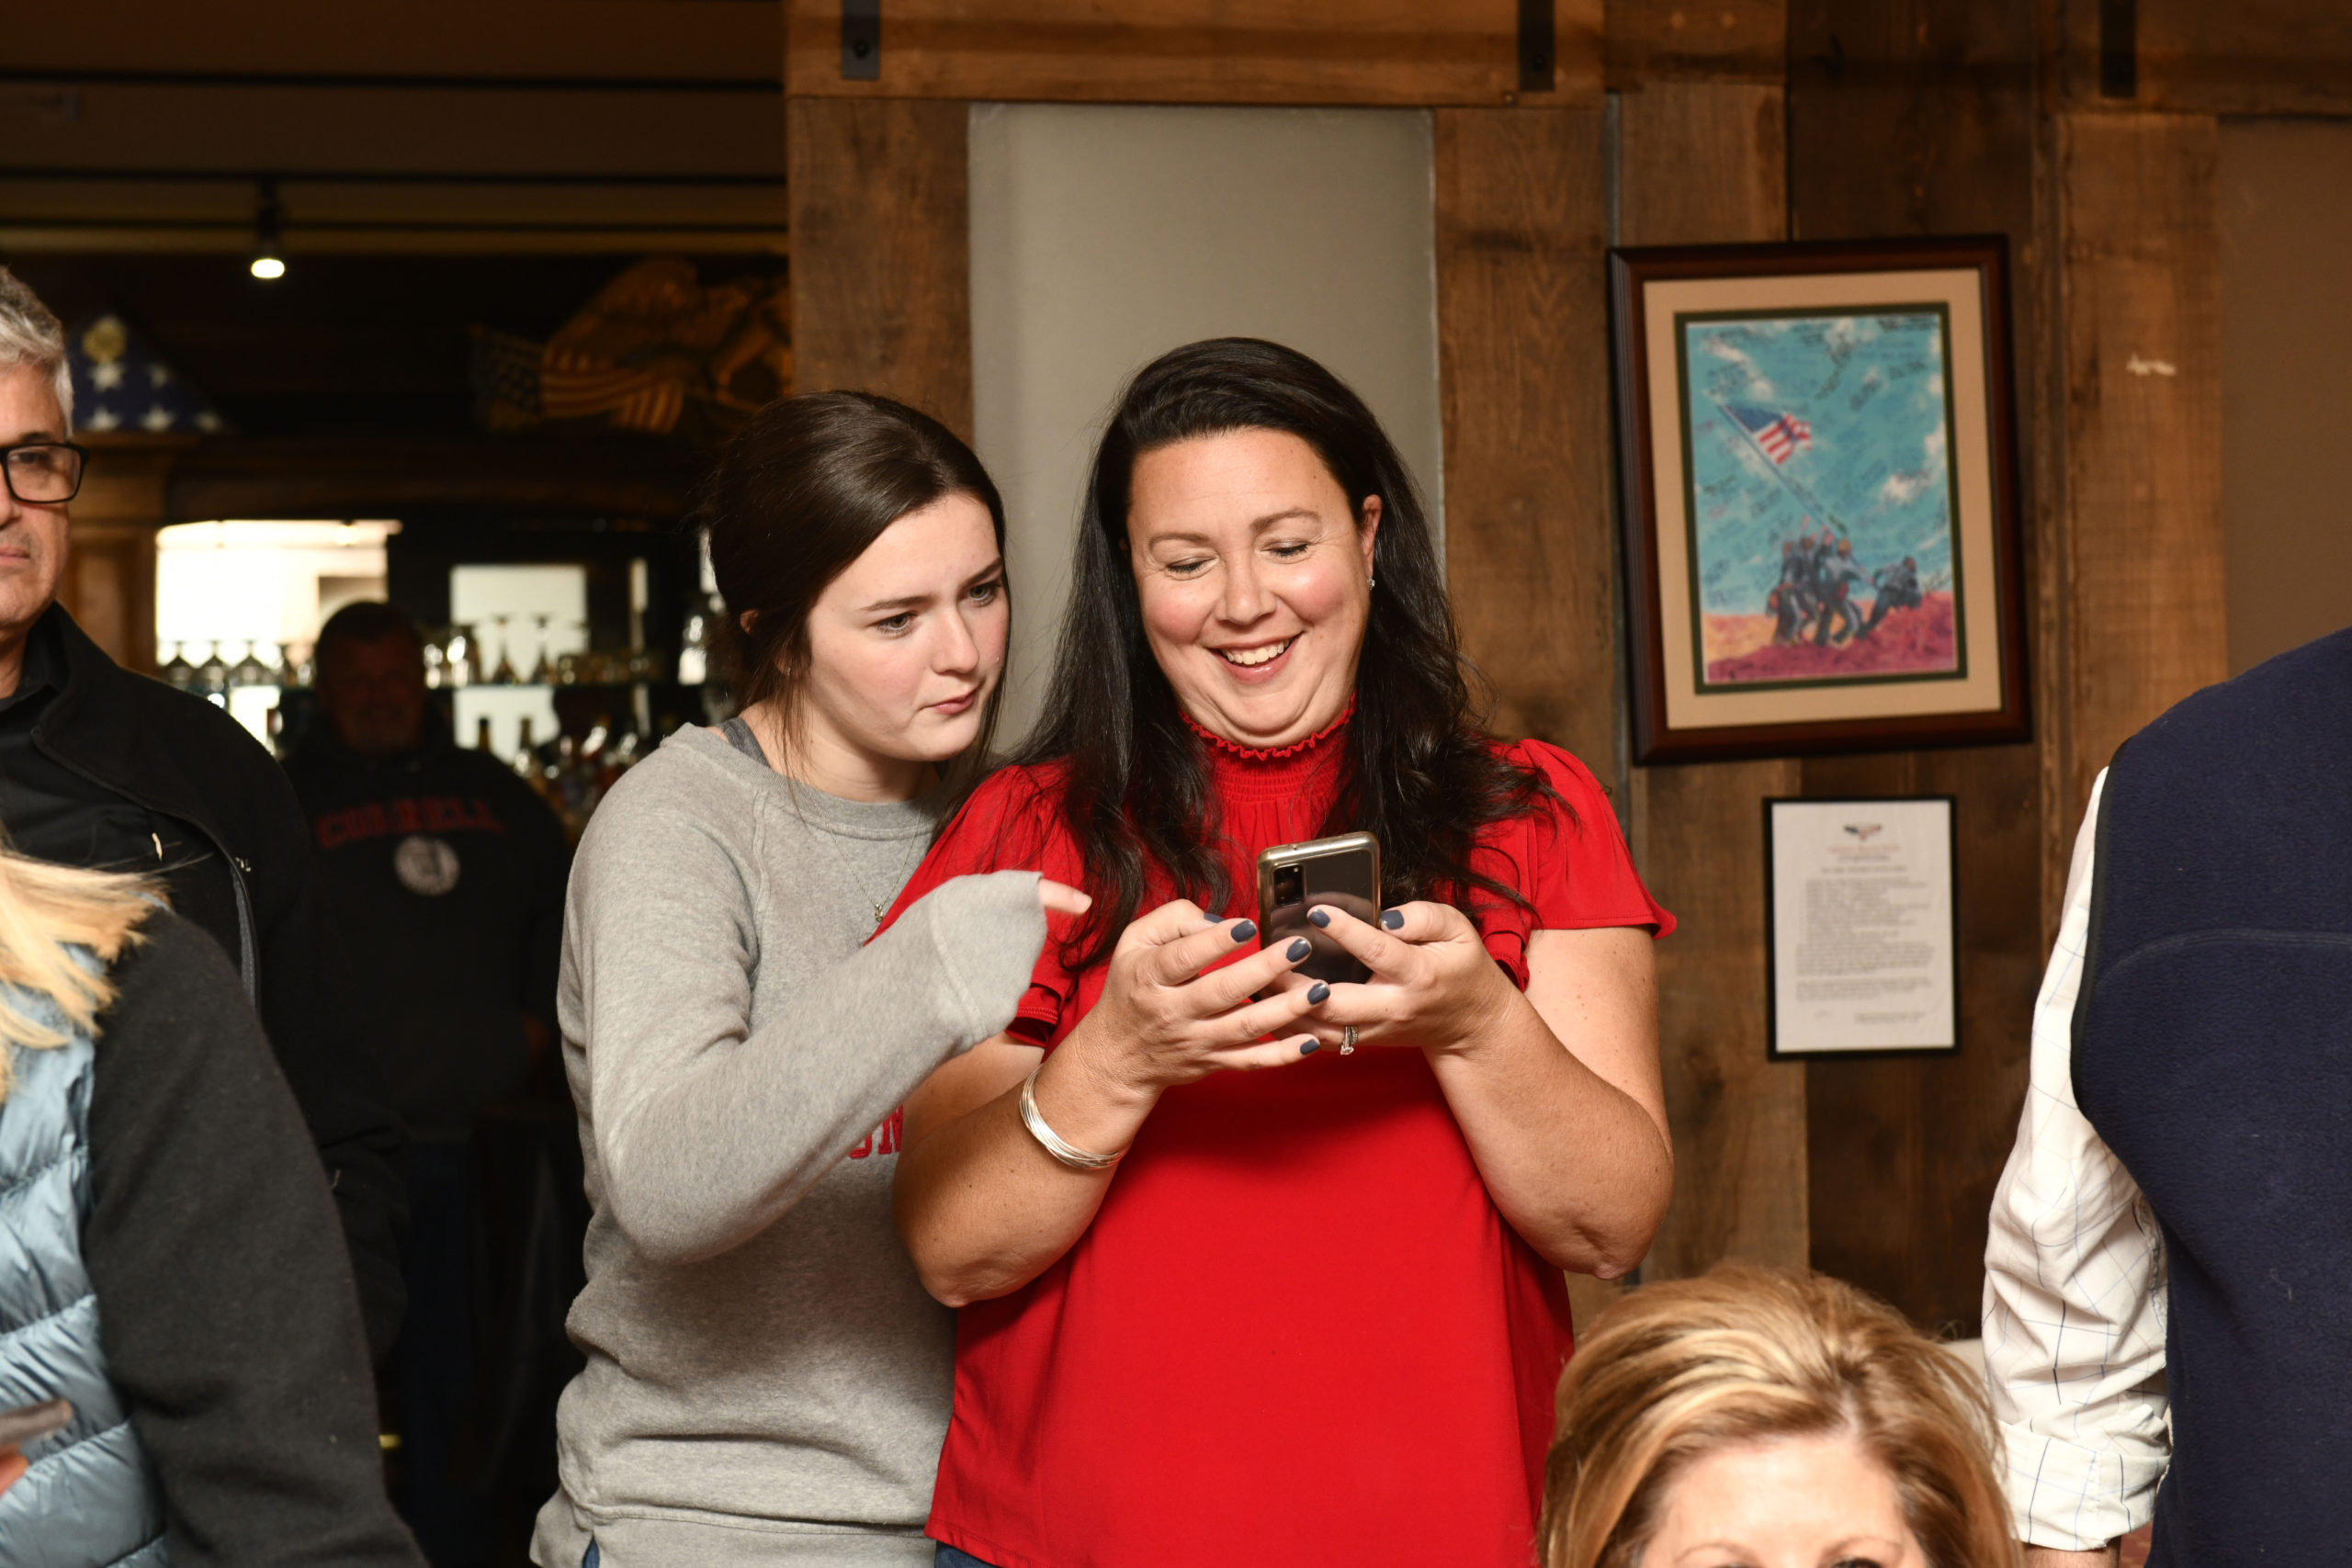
(1765, 796, 1958, 1058)
(1610, 236, 2030, 763)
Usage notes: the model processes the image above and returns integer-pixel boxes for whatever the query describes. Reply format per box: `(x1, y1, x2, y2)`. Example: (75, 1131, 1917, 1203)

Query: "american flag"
(538, 347, 686, 434)
(1725, 402, 1812, 464)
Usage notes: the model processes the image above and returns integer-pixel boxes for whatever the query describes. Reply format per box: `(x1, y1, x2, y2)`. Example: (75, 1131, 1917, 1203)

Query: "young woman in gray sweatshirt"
(531, 395, 1085, 1568)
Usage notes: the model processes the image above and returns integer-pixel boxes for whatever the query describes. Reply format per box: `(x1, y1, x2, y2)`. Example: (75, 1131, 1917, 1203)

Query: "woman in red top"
(888, 339, 1674, 1568)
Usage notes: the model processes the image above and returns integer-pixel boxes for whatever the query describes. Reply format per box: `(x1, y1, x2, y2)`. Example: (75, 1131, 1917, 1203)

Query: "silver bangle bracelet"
(1019, 1064, 1124, 1171)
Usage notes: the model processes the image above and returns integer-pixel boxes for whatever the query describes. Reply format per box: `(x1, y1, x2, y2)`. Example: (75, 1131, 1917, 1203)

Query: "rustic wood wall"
(2049, 110, 2229, 849)
(1781, 0, 2048, 1333)
(1615, 67, 1812, 1290)
(773, 0, 2303, 1334)
(786, 98, 977, 438)
(1433, 107, 1614, 774)
(63, 443, 175, 673)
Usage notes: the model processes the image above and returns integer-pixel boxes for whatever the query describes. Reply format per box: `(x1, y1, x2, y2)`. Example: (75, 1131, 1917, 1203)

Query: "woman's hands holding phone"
(1285, 900, 1519, 1058)
(1060, 898, 1326, 1106)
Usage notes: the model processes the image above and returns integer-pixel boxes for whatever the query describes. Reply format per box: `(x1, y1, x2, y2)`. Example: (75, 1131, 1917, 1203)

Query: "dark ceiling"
(8, 250, 784, 440)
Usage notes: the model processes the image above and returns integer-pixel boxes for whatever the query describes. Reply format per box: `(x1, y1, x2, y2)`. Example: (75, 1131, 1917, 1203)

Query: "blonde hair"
(0, 847, 157, 1105)
(1542, 1267, 2017, 1568)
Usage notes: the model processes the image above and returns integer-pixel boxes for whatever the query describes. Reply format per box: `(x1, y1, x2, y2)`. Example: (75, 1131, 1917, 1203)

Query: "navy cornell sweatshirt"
(284, 722, 571, 1141)
(2074, 626, 2352, 1566)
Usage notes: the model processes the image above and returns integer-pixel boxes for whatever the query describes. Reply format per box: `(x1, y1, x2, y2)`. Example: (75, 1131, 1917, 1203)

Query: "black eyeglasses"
(2, 443, 87, 505)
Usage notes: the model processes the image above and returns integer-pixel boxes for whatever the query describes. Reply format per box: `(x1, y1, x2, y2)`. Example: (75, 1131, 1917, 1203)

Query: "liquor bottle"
(678, 598, 712, 687)
(511, 717, 537, 782)
(528, 615, 556, 685)
(476, 716, 495, 752)
(277, 639, 315, 691)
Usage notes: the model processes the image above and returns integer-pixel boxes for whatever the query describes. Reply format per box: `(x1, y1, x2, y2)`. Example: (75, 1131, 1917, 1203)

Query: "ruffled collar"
(1180, 697, 1354, 763)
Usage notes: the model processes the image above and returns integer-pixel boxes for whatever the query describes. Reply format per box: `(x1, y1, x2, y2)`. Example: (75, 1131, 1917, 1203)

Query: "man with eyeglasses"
(0, 269, 407, 1359)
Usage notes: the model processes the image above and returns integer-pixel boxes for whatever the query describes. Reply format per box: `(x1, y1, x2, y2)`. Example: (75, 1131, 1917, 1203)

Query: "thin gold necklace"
(747, 711, 904, 931)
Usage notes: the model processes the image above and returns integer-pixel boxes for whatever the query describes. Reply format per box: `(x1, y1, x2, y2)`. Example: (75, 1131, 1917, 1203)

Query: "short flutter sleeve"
(878, 763, 1084, 1043)
(1464, 739, 1674, 988)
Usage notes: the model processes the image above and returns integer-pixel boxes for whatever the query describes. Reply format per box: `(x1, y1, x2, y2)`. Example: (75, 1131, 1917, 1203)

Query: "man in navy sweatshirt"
(285, 601, 571, 1568)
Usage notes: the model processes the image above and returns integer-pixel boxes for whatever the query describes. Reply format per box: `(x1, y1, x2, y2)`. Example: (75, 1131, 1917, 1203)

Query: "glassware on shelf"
(511, 716, 537, 780)
(446, 626, 475, 687)
(159, 643, 197, 693)
(231, 641, 273, 690)
(422, 637, 447, 689)
(489, 616, 518, 685)
(195, 643, 230, 700)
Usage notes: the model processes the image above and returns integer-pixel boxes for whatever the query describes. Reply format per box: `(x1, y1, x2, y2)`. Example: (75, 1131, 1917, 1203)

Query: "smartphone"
(1256, 831, 1382, 987)
(0, 1398, 72, 1448)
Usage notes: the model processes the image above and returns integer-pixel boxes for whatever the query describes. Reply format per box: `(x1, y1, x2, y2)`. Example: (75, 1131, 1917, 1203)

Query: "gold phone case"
(1255, 831, 1383, 986)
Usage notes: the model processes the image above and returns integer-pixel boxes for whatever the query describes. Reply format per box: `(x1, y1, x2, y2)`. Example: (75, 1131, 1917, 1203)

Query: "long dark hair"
(1019, 338, 1553, 969)
(698, 391, 1009, 787)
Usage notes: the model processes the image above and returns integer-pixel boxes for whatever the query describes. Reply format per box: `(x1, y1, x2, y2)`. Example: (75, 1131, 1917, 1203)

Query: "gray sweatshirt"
(530, 725, 1046, 1568)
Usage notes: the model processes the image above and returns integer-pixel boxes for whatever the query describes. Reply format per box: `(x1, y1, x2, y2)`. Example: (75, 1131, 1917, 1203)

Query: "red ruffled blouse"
(883, 712, 1671, 1568)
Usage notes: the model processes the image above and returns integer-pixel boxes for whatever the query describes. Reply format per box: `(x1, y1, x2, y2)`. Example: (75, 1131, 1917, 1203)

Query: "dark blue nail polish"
(1299, 1039, 1320, 1055)
(1306, 981, 1329, 1005)
(1230, 919, 1256, 942)
(1382, 908, 1404, 931)
(1286, 938, 1311, 961)
(1308, 908, 1331, 929)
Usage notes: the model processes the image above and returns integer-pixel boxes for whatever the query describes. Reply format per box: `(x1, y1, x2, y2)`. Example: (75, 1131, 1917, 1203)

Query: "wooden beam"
(786, 96, 974, 438)
(1432, 102, 1628, 1334)
(67, 441, 178, 675)
(1435, 106, 1614, 769)
(1785, 0, 2046, 1334)
(1606, 0, 1785, 85)
(1618, 81, 1810, 1284)
(2053, 111, 2227, 817)
(786, 0, 1603, 107)
(2062, 0, 2352, 116)
(158, 438, 700, 522)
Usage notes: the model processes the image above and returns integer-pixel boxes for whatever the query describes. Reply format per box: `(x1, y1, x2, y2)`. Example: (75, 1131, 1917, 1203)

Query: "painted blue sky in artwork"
(1679, 310, 1955, 616)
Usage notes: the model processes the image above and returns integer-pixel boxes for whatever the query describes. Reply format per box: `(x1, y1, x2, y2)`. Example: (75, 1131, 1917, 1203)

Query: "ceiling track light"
(250, 177, 286, 281)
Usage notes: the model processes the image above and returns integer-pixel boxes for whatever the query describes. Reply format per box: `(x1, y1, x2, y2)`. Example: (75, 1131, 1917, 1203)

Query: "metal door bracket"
(842, 0, 880, 81)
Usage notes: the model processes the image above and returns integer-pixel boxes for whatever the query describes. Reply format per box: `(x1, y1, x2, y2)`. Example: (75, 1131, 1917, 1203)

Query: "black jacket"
(284, 720, 570, 1141)
(30, 605, 407, 1355)
(87, 912, 424, 1567)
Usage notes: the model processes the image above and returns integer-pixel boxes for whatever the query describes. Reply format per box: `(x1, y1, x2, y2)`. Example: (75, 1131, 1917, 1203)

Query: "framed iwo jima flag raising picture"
(1609, 237, 2029, 762)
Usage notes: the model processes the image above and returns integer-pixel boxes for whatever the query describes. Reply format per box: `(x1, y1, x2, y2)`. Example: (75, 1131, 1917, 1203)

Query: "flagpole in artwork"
(1711, 398, 1847, 538)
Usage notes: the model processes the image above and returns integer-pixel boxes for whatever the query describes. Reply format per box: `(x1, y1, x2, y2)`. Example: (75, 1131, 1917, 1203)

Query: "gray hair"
(0, 268, 73, 428)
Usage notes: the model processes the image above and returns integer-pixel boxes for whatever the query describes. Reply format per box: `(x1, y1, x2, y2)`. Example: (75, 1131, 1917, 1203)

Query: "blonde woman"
(0, 851, 420, 1567)
(1543, 1268, 2016, 1568)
